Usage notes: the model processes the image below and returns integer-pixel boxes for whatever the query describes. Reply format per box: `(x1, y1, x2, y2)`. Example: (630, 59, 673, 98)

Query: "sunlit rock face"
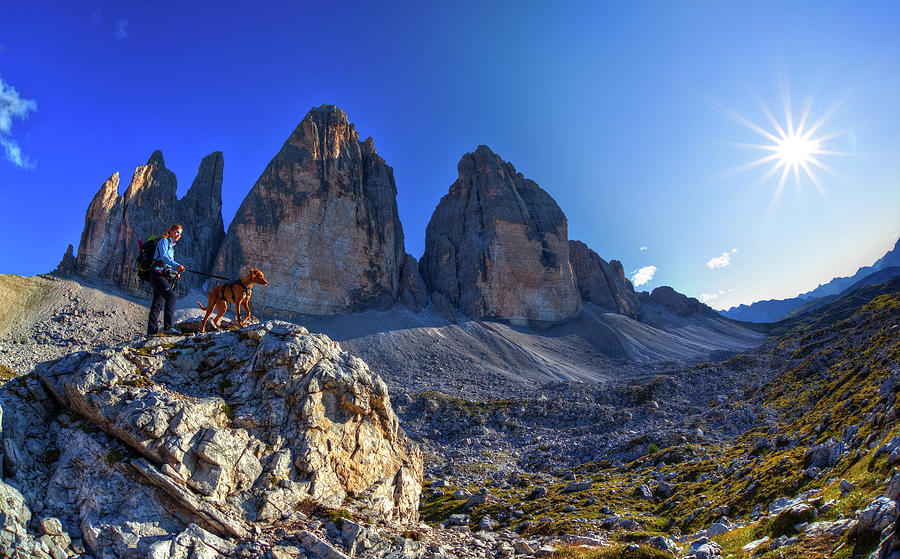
(421, 145, 582, 325)
(568, 240, 641, 318)
(33, 322, 422, 543)
(213, 104, 406, 316)
(68, 151, 225, 294)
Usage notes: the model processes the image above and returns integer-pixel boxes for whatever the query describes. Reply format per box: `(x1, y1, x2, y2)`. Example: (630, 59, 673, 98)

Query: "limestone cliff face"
(213, 105, 406, 315)
(420, 146, 582, 325)
(68, 151, 225, 295)
(1, 321, 421, 556)
(73, 171, 125, 280)
(568, 240, 641, 318)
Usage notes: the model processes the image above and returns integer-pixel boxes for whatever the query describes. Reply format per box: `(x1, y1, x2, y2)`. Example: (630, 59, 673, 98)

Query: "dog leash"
(184, 270, 233, 281)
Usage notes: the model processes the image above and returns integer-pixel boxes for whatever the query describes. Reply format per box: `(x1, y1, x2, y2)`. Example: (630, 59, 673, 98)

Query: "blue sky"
(1, 1, 898, 310)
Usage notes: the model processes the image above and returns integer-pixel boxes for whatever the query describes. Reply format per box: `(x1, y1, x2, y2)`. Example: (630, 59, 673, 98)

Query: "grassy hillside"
(418, 286, 900, 558)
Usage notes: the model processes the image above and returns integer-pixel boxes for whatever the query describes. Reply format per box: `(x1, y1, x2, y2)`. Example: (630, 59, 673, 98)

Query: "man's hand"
(177, 265, 186, 273)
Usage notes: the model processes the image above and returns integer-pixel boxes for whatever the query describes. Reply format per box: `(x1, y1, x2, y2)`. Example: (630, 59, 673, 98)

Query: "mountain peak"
(423, 148, 581, 325)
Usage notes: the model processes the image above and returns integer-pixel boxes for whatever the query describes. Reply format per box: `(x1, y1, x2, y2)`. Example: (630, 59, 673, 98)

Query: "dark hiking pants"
(148, 272, 176, 335)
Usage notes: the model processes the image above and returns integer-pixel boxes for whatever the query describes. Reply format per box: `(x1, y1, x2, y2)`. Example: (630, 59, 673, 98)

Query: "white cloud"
(0, 76, 37, 168)
(631, 265, 657, 287)
(701, 289, 732, 303)
(1, 138, 34, 169)
(706, 251, 734, 269)
(639, 246, 648, 251)
(116, 17, 129, 39)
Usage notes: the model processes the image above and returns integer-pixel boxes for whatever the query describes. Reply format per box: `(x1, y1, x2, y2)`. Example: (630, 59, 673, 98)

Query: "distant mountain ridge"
(719, 237, 900, 323)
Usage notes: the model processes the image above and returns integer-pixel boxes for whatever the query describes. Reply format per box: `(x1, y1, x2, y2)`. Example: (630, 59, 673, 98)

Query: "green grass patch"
(416, 390, 517, 416)
(861, 293, 900, 312)
(118, 375, 153, 388)
(294, 499, 356, 529)
(105, 449, 123, 465)
(551, 543, 672, 559)
(0, 363, 17, 381)
(419, 492, 468, 524)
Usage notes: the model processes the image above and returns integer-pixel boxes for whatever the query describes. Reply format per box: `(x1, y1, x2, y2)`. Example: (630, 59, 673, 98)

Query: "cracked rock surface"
(1, 320, 422, 558)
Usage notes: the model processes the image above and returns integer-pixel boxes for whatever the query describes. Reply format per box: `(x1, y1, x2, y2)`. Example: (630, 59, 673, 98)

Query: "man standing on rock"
(147, 224, 186, 336)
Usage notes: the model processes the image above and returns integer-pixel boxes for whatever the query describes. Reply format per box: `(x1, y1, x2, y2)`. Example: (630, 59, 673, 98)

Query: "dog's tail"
(197, 300, 208, 311)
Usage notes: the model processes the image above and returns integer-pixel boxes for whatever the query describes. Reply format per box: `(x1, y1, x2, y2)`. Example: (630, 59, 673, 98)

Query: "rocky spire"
(213, 104, 406, 316)
(65, 151, 225, 295)
(420, 146, 582, 325)
(174, 152, 226, 293)
(73, 172, 124, 279)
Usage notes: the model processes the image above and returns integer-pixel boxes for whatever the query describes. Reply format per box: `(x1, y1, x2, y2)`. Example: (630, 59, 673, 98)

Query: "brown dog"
(197, 269, 268, 333)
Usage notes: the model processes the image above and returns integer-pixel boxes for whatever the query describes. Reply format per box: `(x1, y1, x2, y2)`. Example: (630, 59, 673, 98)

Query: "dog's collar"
(231, 279, 252, 296)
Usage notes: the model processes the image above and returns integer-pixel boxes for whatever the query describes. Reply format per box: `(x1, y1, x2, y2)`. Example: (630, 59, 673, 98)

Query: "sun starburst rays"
(715, 82, 855, 211)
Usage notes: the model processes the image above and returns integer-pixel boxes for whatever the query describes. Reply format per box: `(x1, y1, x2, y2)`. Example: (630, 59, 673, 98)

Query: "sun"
(775, 132, 820, 167)
(717, 80, 850, 204)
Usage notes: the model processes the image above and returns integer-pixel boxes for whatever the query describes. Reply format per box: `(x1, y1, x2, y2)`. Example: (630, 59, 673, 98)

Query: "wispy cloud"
(706, 248, 738, 269)
(1, 138, 32, 168)
(0, 75, 37, 168)
(115, 17, 129, 39)
(631, 265, 657, 287)
(639, 246, 648, 251)
(700, 288, 735, 306)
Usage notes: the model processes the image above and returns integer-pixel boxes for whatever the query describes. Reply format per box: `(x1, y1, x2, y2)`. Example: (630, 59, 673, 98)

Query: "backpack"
(136, 236, 162, 281)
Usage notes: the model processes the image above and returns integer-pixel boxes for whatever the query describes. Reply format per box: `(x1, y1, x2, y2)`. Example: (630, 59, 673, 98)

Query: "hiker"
(147, 224, 186, 335)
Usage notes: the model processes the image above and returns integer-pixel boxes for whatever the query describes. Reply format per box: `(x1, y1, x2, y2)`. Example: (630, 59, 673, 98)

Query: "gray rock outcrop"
(65, 151, 225, 295)
(638, 286, 715, 317)
(213, 105, 406, 316)
(399, 254, 429, 312)
(0, 321, 422, 557)
(0, 478, 53, 558)
(420, 146, 581, 325)
(568, 240, 640, 318)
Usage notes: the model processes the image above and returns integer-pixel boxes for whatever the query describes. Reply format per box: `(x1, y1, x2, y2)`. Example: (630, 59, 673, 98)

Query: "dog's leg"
(242, 298, 252, 323)
(235, 298, 244, 327)
(201, 310, 213, 333)
(200, 297, 215, 333)
(212, 301, 227, 328)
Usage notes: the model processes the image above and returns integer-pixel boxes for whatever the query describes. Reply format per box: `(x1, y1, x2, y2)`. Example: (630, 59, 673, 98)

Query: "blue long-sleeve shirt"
(152, 236, 180, 272)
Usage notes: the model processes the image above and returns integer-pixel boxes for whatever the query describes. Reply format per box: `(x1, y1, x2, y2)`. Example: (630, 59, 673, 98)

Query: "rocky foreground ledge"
(0, 321, 422, 558)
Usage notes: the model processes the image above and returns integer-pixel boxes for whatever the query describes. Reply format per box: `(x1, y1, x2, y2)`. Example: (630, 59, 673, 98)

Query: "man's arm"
(154, 238, 181, 269)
